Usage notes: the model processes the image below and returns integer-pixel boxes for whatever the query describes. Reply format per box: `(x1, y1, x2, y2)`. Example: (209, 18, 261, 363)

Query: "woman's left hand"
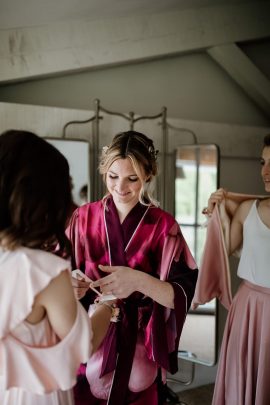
(91, 265, 139, 299)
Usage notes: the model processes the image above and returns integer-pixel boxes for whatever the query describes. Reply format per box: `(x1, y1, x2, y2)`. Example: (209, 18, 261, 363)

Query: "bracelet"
(94, 299, 121, 323)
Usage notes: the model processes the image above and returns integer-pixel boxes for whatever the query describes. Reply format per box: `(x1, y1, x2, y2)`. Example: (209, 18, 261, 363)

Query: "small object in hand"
(72, 270, 117, 300)
(98, 293, 117, 302)
(72, 269, 92, 282)
(202, 207, 212, 216)
(72, 269, 102, 296)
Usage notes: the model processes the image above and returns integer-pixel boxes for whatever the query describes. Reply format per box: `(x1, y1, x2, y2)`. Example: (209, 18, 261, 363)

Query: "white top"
(237, 201, 270, 288)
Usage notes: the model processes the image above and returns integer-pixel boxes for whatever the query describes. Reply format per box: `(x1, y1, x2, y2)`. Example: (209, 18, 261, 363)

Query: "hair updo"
(99, 130, 159, 206)
(263, 133, 270, 147)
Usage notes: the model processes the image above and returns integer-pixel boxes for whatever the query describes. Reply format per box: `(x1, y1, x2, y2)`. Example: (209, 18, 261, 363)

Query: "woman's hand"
(91, 265, 139, 299)
(92, 265, 175, 308)
(71, 276, 90, 300)
(207, 188, 227, 214)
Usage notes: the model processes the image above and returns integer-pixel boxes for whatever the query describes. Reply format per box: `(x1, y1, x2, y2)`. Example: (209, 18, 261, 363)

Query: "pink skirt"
(212, 281, 270, 405)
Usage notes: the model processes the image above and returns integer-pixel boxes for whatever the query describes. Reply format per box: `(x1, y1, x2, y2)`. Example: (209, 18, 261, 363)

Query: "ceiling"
(0, 0, 269, 119)
(0, 0, 256, 29)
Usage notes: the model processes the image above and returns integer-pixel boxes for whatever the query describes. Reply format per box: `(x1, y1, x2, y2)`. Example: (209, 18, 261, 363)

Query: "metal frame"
(93, 99, 167, 205)
(61, 99, 168, 204)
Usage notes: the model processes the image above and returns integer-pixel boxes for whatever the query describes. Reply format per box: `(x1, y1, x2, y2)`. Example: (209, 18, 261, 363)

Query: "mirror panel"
(175, 144, 220, 366)
(46, 138, 90, 206)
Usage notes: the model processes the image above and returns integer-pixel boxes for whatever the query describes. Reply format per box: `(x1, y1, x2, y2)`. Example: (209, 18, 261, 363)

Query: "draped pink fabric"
(192, 192, 266, 310)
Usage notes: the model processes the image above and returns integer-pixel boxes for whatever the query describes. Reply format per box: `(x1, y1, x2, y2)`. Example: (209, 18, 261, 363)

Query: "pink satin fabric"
(192, 192, 266, 310)
(212, 281, 270, 405)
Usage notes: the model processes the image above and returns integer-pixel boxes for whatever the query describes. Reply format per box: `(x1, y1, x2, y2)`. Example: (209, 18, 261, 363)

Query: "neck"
(113, 200, 138, 224)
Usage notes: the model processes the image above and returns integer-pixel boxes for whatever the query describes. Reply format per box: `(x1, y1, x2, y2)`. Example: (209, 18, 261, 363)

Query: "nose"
(118, 179, 127, 192)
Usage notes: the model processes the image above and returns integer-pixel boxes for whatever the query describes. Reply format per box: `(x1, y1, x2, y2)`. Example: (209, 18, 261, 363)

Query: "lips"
(115, 191, 130, 196)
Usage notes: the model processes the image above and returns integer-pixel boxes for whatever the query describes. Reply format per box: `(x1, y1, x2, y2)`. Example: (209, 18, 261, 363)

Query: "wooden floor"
(167, 383, 214, 405)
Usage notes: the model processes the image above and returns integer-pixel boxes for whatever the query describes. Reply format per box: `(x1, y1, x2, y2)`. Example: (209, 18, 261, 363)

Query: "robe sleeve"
(66, 208, 85, 271)
(66, 209, 93, 310)
(144, 222, 198, 374)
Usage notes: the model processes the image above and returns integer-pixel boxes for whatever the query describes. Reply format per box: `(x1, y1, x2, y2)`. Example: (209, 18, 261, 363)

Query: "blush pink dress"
(0, 247, 93, 405)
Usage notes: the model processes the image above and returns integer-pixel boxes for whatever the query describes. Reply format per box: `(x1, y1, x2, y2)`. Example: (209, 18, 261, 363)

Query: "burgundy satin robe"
(67, 196, 198, 404)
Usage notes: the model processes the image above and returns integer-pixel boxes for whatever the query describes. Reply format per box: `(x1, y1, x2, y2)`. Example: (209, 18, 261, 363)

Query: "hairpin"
(148, 145, 159, 160)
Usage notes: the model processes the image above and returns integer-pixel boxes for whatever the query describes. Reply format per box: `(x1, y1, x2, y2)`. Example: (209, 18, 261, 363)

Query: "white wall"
(0, 52, 269, 126)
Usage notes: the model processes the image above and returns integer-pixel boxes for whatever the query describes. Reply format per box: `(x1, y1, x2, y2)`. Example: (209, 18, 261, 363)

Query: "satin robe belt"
(103, 298, 150, 405)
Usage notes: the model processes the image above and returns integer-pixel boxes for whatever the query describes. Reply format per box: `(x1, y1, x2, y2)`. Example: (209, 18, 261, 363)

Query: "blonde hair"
(99, 131, 159, 206)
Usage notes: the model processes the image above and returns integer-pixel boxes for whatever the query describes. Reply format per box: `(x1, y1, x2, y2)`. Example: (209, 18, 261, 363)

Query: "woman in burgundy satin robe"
(67, 131, 198, 405)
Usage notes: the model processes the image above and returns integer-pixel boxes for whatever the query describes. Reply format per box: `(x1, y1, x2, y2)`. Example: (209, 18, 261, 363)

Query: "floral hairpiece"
(102, 146, 109, 153)
(148, 145, 159, 161)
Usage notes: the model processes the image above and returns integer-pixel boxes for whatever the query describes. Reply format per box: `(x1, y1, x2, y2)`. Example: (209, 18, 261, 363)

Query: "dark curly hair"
(0, 130, 72, 255)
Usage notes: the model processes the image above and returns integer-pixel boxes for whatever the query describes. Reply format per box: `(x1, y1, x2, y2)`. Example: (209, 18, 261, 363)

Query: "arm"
(229, 199, 253, 255)
(30, 270, 111, 351)
(91, 221, 197, 310)
(89, 303, 113, 352)
(135, 271, 175, 308)
(207, 188, 254, 255)
(92, 266, 175, 308)
(31, 270, 77, 340)
(66, 209, 90, 301)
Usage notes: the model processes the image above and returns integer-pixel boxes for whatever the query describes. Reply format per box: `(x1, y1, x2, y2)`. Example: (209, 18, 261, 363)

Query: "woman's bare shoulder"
(235, 199, 255, 222)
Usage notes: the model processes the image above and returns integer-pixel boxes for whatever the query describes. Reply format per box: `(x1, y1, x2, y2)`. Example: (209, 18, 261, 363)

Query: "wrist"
(94, 299, 121, 323)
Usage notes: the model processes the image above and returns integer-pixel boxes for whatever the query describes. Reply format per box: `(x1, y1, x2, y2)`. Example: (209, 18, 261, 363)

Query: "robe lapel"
(103, 196, 149, 405)
(104, 197, 148, 265)
(104, 197, 127, 266)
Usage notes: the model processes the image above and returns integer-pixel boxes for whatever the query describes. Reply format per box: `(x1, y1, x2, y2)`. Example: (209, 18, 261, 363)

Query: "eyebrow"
(108, 170, 138, 177)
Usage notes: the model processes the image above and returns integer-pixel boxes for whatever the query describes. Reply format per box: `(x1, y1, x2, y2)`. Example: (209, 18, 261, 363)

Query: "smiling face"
(106, 158, 145, 211)
(261, 146, 270, 192)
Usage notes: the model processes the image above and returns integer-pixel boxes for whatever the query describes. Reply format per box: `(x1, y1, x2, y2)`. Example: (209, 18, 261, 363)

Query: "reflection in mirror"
(45, 138, 90, 206)
(175, 144, 220, 366)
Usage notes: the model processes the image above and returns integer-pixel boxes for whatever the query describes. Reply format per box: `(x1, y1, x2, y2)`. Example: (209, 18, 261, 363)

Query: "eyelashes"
(108, 174, 138, 182)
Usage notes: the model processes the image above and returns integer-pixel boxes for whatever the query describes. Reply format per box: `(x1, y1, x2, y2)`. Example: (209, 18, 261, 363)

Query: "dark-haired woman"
(68, 131, 198, 405)
(0, 130, 111, 405)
